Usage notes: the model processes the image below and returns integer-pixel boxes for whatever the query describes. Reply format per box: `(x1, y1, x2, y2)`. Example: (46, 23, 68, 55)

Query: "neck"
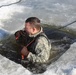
(29, 27, 43, 37)
(32, 29, 40, 35)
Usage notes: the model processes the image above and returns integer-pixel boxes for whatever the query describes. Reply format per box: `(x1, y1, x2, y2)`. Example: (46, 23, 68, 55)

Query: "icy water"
(0, 0, 76, 75)
(0, 25, 76, 74)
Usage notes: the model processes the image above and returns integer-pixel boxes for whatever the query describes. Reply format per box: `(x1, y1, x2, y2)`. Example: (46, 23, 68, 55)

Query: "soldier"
(21, 17, 51, 63)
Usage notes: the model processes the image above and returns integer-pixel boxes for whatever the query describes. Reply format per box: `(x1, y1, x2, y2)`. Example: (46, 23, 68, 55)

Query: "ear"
(33, 27, 36, 32)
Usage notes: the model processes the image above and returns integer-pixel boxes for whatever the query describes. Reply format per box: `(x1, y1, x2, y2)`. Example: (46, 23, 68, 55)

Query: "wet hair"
(25, 17, 41, 30)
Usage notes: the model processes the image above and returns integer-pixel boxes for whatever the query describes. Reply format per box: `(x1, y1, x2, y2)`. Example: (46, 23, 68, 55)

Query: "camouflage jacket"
(27, 27, 51, 63)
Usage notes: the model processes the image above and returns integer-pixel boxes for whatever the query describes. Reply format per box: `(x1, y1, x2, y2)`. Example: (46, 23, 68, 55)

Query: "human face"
(25, 22, 34, 35)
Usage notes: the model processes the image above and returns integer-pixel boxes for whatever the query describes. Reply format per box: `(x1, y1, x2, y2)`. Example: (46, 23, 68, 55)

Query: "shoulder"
(35, 33, 49, 46)
(36, 32, 48, 40)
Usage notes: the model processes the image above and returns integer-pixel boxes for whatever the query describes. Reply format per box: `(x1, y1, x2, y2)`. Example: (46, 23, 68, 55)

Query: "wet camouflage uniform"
(27, 27, 51, 63)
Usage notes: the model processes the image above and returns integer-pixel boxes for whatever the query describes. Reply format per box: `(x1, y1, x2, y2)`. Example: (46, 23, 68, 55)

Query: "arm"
(27, 36, 51, 63)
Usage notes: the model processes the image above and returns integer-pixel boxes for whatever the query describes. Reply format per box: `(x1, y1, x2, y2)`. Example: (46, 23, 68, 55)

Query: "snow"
(0, 0, 76, 75)
(45, 42, 76, 75)
(0, 43, 76, 75)
(0, 0, 25, 28)
(0, 0, 18, 5)
(0, 0, 76, 31)
(0, 55, 32, 75)
(0, 5, 24, 20)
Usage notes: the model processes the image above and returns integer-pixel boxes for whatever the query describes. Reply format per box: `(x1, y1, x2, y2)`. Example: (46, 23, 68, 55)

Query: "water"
(0, 26, 76, 74)
(0, 0, 76, 75)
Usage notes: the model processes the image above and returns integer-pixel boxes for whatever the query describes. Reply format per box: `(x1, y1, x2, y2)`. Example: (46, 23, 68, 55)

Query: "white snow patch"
(0, 55, 32, 75)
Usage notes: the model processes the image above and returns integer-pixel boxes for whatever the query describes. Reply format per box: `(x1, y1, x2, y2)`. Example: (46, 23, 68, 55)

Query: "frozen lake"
(0, 0, 76, 75)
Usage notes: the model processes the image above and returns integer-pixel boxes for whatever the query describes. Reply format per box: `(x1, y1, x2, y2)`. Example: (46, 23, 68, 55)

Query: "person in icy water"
(21, 17, 51, 63)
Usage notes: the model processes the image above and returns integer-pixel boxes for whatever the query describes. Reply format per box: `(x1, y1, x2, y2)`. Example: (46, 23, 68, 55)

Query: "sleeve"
(27, 36, 51, 63)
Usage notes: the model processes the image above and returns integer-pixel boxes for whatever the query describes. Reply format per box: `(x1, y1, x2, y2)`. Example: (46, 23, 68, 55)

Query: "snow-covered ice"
(0, 55, 32, 75)
(0, 0, 76, 75)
